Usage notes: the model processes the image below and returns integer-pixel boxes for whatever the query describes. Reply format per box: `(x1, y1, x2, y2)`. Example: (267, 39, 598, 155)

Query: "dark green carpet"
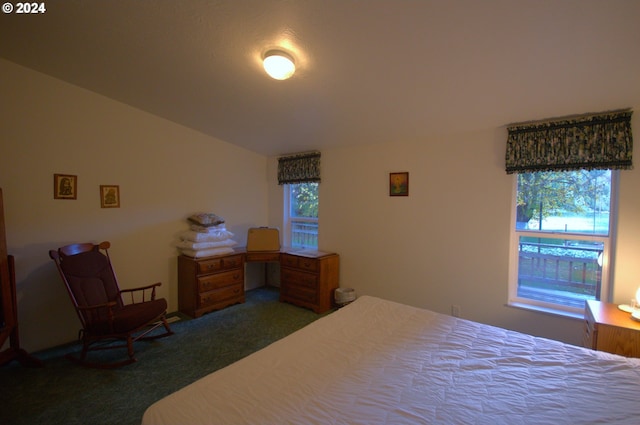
(0, 287, 329, 425)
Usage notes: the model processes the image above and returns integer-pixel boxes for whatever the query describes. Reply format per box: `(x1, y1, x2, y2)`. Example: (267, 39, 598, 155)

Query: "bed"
(142, 295, 640, 424)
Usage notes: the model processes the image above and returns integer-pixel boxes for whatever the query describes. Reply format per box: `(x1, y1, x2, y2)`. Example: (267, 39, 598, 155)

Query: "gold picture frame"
(100, 185, 120, 208)
(53, 174, 77, 200)
(389, 172, 409, 196)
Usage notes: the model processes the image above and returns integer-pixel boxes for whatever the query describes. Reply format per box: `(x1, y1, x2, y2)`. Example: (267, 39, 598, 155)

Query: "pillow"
(190, 223, 227, 233)
(179, 247, 235, 258)
(187, 213, 225, 227)
(176, 239, 237, 250)
(179, 229, 234, 242)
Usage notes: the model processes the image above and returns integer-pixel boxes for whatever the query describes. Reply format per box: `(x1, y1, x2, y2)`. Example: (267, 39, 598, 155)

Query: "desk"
(178, 248, 339, 317)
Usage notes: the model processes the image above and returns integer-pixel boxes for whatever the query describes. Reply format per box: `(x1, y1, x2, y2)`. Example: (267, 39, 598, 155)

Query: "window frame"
(283, 183, 319, 249)
(507, 170, 619, 318)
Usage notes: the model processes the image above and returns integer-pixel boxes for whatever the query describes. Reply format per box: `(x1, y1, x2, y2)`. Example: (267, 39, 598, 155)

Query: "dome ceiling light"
(263, 50, 296, 80)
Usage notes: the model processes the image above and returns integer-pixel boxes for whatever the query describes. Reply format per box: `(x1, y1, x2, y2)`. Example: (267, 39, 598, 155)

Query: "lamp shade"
(263, 50, 295, 80)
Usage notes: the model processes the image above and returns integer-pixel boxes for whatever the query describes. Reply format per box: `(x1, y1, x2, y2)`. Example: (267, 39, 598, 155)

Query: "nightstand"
(584, 299, 640, 358)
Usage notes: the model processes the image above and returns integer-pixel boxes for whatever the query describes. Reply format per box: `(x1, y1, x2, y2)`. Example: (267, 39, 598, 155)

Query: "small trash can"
(334, 287, 356, 307)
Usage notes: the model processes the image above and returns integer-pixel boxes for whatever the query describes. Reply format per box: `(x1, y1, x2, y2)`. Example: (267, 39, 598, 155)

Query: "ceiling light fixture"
(263, 50, 296, 80)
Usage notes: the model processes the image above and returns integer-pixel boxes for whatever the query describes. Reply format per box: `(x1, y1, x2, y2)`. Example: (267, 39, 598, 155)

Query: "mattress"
(142, 296, 640, 424)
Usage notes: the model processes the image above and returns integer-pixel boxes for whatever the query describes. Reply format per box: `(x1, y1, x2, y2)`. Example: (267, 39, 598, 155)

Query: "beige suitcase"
(246, 227, 280, 252)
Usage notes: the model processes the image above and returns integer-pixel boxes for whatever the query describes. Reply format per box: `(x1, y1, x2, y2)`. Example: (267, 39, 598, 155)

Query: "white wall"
(3, 56, 639, 352)
(0, 59, 269, 352)
(269, 117, 640, 346)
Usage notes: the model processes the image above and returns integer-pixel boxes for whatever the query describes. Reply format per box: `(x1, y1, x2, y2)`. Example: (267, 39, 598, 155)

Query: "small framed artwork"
(53, 174, 77, 200)
(389, 172, 409, 196)
(100, 185, 120, 208)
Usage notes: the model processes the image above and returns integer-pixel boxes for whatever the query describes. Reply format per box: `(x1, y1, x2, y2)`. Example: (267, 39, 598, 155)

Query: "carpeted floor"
(0, 287, 329, 425)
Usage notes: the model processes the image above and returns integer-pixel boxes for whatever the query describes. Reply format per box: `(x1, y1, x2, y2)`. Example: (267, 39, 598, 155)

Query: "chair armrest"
(120, 282, 162, 293)
(120, 282, 162, 304)
(76, 301, 118, 312)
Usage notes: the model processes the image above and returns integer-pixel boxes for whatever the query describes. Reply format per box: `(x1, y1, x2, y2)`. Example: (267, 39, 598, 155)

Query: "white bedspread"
(142, 296, 640, 424)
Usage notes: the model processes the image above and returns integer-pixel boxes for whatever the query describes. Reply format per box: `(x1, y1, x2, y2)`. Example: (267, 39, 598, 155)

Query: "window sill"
(507, 301, 584, 321)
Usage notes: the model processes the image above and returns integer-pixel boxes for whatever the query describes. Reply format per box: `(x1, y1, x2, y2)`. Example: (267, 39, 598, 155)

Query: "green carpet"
(0, 287, 329, 425)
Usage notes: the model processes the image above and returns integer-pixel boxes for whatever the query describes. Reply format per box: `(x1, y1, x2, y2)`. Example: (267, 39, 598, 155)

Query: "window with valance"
(506, 109, 633, 317)
(277, 152, 321, 185)
(278, 151, 321, 249)
(505, 110, 633, 174)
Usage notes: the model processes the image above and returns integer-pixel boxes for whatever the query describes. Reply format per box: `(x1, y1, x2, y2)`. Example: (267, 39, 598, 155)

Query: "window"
(277, 151, 321, 249)
(504, 109, 632, 317)
(284, 183, 318, 249)
(508, 169, 618, 316)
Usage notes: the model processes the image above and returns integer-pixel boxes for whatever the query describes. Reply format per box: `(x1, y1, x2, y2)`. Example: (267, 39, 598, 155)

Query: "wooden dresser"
(178, 253, 245, 318)
(280, 251, 339, 313)
(583, 299, 640, 358)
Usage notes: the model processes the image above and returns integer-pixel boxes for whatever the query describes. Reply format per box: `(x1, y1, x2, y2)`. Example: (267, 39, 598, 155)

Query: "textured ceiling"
(1, 0, 639, 156)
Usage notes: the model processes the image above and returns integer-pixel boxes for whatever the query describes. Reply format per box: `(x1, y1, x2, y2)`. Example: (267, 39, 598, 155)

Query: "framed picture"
(389, 172, 409, 196)
(100, 185, 120, 208)
(53, 174, 77, 200)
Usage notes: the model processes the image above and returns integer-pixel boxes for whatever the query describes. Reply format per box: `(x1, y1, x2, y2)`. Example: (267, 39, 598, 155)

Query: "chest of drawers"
(178, 253, 245, 318)
(584, 299, 640, 358)
(279, 252, 339, 313)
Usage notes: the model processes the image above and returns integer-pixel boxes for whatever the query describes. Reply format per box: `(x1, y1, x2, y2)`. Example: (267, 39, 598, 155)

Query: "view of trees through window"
(514, 169, 613, 310)
(289, 183, 318, 249)
(516, 170, 611, 234)
(290, 183, 318, 218)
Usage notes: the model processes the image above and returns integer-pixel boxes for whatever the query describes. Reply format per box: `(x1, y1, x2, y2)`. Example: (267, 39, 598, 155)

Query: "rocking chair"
(49, 241, 173, 368)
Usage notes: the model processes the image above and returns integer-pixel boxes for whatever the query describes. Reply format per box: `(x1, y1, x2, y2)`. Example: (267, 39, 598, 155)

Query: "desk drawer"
(198, 269, 244, 292)
(281, 268, 318, 289)
(280, 284, 317, 304)
(281, 254, 319, 272)
(197, 254, 243, 274)
(200, 284, 243, 307)
(281, 254, 299, 268)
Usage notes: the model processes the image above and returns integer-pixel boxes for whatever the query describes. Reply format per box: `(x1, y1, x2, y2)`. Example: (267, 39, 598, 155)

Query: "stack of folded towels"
(176, 213, 238, 258)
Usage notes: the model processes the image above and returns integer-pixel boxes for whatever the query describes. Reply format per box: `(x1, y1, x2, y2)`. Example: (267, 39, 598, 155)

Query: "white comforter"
(142, 296, 640, 424)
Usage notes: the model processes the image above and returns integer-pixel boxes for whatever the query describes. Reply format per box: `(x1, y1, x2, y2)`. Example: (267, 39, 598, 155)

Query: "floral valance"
(277, 151, 321, 185)
(505, 110, 633, 174)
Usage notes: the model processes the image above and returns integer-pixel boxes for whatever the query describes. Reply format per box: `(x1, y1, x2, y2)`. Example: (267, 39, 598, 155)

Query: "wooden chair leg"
(67, 336, 138, 369)
(126, 335, 135, 361)
(161, 316, 174, 335)
(65, 317, 172, 368)
(80, 339, 90, 361)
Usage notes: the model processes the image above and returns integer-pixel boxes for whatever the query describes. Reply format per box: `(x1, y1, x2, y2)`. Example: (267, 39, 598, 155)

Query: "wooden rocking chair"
(49, 241, 173, 368)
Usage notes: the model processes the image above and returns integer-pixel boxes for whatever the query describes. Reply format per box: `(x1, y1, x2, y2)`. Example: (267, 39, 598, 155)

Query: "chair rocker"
(49, 241, 173, 368)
